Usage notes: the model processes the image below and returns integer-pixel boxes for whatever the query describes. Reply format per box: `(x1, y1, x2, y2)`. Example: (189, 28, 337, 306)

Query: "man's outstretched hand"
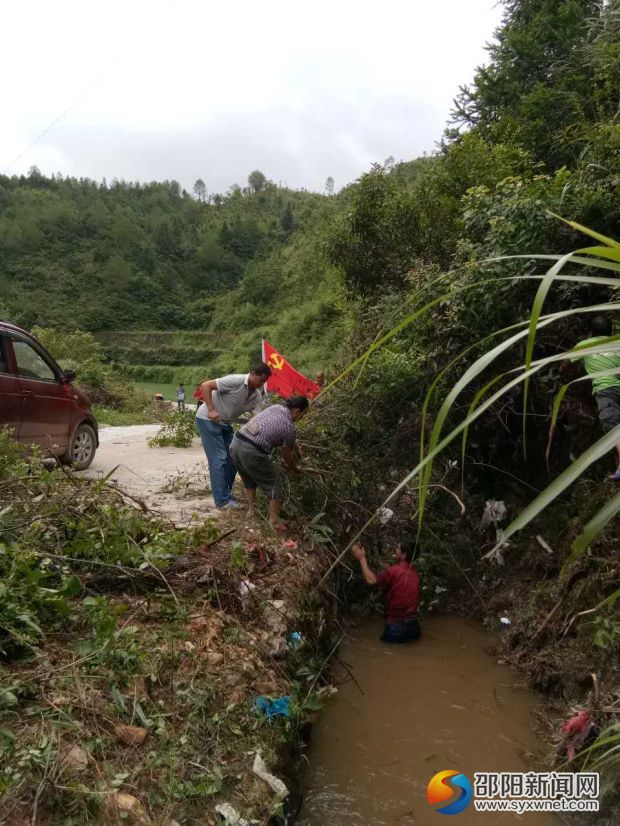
(352, 544, 366, 561)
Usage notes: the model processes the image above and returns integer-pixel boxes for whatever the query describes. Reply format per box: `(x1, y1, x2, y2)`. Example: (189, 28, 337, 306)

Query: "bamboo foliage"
(319, 220, 620, 582)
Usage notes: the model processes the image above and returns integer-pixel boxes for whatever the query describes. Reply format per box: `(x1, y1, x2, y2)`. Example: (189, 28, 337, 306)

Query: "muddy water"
(299, 616, 559, 825)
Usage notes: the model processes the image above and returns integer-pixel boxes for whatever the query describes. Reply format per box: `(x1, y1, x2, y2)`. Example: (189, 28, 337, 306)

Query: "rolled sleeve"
(375, 569, 392, 588)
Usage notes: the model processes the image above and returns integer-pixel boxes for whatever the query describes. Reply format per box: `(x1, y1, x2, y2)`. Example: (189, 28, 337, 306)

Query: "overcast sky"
(2, 0, 502, 194)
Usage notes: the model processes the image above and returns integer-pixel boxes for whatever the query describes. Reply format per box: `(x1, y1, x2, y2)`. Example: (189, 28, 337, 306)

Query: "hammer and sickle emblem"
(268, 353, 284, 370)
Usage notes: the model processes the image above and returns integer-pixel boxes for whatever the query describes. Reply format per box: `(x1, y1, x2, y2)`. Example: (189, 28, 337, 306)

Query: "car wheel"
(63, 423, 97, 470)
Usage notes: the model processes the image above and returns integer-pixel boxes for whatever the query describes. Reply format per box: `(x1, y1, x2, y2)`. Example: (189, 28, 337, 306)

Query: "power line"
(4, 77, 101, 175)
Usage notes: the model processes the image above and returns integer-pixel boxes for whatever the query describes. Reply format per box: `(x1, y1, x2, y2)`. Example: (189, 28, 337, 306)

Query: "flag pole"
(261, 338, 269, 395)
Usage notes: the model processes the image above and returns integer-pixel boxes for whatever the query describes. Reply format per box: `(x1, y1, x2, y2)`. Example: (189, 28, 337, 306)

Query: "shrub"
(148, 410, 197, 448)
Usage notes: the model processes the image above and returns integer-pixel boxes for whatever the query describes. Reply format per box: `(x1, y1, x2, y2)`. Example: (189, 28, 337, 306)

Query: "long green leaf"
(321, 355, 556, 584)
(353, 325, 385, 390)
(562, 493, 620, 574)
(547, 212, 620, 248)
(485, 425, 620, 560)
(318, 271, 620, 406)
(418, 304, 620, 528)
(581, 588, 620, 616)
(461, 373, 507, 488)
(575, 246, 620, 263)
(546, 346, 620, 460)
(483, 254, 620, 274)
(546, 384, 570, 464)
(422, 302, 620, 469)
(321, 344, 620, 583)
(523, 253, 575, 457)
(579, 726, 620, 768)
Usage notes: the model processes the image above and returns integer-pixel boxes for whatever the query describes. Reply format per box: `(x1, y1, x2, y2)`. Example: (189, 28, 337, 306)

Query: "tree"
(449, 0, 602, 167)
(325, 176, 335, 196)
(280, 202, 294, 234)
(193, 179, 207, 202)
(327, 164, 420, 297)
(248, 170, 267, 193)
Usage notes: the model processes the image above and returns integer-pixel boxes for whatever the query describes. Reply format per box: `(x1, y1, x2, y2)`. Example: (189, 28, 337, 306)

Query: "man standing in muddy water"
(352, 538, 421, 643)
(196, 363, 271, 509)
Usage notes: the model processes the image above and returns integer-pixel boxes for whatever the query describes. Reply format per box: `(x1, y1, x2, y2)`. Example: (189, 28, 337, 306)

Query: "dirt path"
(82, 424, 218, 526)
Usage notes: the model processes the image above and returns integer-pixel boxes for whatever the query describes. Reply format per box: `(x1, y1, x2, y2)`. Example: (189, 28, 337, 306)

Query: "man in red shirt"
(352, 537, 421, 643)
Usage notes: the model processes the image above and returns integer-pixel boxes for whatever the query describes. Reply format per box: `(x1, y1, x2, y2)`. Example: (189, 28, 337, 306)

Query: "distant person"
(176, 383, 186, 412)
(352, 537, 421, 644)
(230, 396, 308, 530)
(572, 315, 620, 480)
(196, 363, 271, 510)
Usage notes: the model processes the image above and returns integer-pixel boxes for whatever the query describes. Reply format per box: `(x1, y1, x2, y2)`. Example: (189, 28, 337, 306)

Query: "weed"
(148, 410, 197, 448)
(229, 541, 249, 571)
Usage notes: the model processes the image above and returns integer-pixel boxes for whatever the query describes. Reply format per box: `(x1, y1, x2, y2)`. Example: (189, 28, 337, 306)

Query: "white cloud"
(1, 0, 501, 191)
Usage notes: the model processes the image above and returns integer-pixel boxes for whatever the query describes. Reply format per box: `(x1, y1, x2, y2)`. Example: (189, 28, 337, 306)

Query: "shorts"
(381, 617, 421, 644)
(595, 387, 620, 433)
(230, 435, 282, 500)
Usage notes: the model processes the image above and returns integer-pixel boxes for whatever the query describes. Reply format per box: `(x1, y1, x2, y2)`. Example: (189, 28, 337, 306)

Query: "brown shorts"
(230, 436, 282, 500)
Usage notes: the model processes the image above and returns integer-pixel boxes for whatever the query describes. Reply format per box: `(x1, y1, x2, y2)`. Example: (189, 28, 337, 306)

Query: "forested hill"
(0, 170, 341, 334)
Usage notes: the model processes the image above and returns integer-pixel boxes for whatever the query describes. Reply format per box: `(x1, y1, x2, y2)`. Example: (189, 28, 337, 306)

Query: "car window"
(12, 338, 57, 382)
(0, 337, 8, 374)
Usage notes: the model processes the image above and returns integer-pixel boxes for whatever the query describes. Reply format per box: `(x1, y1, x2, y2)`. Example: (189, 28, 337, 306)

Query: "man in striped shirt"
(230, 396, 308, 529)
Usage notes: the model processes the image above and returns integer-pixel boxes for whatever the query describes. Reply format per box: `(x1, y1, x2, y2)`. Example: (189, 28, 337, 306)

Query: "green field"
(134, 381, 180, 401)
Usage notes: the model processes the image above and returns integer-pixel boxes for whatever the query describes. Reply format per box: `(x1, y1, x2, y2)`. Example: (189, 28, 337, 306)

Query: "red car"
(0, 321, 98, 470)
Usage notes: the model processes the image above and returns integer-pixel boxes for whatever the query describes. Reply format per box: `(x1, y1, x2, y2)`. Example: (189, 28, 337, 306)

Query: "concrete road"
(82, 425, 217, 526)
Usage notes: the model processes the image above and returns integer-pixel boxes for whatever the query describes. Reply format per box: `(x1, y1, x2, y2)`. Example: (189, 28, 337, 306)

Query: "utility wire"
(4, 77, 101, 175)
(4, 0, 177, 177)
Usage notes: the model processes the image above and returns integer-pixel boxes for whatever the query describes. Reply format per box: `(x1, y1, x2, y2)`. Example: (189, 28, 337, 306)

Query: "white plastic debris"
(434, 586, 448, 594)
(480, 500, 507, 530)
(378, 507, 394, 525)
(215, 802, 257, 826)
(238, 580, 256, 599)
(252, 753, 289, 798)
(500, 617, 512, 626)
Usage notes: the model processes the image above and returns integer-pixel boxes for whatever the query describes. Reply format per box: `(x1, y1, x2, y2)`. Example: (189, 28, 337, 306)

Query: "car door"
(11, 334, 72, 454)
(0, 333, 22, 438)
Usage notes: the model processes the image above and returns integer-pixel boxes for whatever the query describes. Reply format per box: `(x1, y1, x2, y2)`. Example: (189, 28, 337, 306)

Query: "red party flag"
(262, 340, 321, 399)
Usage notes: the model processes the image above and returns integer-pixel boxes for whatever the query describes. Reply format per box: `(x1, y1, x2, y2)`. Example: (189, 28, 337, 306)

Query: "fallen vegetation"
(0, 431, 336, 824)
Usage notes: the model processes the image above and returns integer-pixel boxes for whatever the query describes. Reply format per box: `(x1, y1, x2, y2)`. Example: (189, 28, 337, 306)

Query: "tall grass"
(318, 218, 620, 583)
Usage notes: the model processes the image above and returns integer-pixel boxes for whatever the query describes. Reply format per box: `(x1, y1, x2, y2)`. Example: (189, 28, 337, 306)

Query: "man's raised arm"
(352, 544, 377, 585)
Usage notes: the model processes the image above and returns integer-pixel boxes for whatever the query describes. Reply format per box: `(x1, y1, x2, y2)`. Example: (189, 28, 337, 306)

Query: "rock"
(60, 744, 89, 775)
(103, 793, 150, 824)
(204, 651, 224, 666)
(114, 725, 148, 747)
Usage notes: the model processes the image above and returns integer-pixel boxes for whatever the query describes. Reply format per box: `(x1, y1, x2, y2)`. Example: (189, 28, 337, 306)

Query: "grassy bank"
(0, 437, 335, 824)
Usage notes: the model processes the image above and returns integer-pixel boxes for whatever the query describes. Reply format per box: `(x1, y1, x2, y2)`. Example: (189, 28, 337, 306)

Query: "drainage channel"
(298, 615, 564, 825)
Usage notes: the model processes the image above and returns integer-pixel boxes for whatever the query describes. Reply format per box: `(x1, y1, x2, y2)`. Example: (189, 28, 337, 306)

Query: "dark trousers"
(381, 617, 421, 644)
